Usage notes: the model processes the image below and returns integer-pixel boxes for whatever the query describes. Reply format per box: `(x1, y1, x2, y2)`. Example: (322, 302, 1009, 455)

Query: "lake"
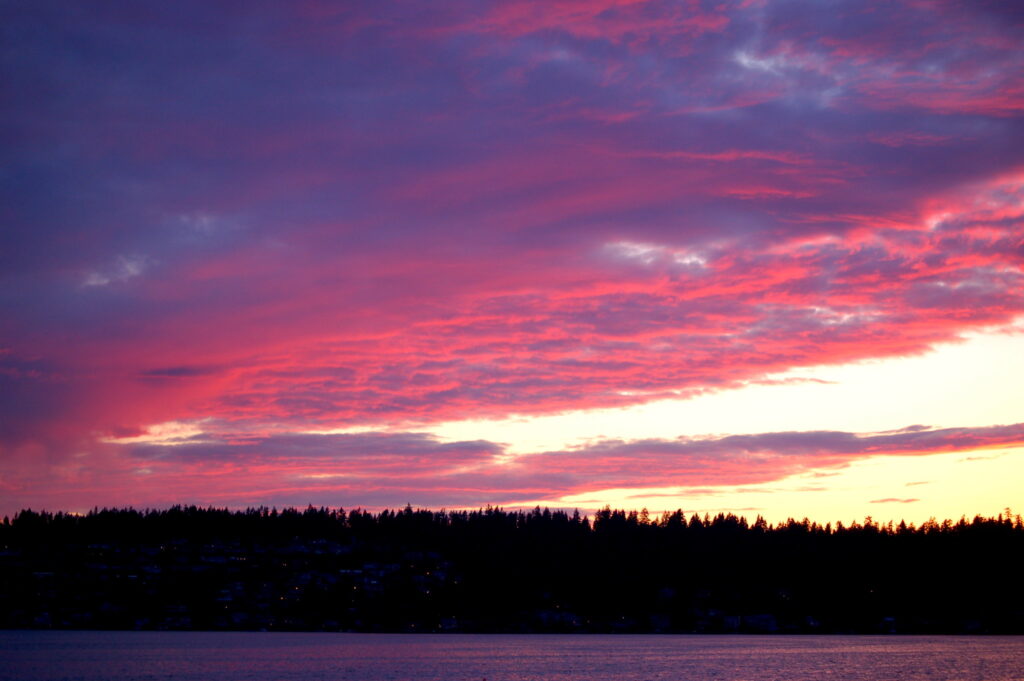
(1, 632, 1022, 681)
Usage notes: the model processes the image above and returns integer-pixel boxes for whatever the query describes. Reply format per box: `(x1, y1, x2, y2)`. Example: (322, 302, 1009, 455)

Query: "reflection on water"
(2, 632, 1023, 681)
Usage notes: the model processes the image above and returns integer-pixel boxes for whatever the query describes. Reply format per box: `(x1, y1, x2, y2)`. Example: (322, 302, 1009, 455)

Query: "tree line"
(1, 505, 1022, 633)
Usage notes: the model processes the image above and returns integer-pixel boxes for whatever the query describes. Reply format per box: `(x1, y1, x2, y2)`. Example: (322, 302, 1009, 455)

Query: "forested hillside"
(2, 506, 1022, 633)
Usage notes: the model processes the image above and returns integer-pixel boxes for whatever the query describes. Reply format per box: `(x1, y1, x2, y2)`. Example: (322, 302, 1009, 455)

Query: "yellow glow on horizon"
(427, 325, 1023, 522)
(430, 326, 1024, 453)
(551, 446, 1024, 525)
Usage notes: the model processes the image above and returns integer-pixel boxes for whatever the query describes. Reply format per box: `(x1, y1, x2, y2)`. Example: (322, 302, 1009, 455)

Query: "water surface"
(2, 631, 1023, 681)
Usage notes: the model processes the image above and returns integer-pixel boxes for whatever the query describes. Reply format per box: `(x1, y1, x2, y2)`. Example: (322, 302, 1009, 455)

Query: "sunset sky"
(2, 0, 1022, 522)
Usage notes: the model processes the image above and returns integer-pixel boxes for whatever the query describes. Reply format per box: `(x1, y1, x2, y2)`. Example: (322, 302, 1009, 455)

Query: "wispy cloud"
(82, 255, 150, 287)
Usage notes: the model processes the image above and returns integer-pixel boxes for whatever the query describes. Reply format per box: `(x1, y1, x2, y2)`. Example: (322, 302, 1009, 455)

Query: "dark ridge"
(2, 505, 1022, 633)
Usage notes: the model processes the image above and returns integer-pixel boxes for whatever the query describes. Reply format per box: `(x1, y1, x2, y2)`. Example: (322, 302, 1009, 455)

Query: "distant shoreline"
(3, 506, 1023, 635)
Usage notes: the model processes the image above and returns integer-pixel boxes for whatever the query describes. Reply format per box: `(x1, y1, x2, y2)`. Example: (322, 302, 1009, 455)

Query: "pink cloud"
(445, 0, 731, 46)
(5, 175, 1019, 450)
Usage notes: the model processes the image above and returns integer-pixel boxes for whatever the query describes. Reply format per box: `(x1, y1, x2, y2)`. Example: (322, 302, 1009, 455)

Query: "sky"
(1, 0, 1023, 523)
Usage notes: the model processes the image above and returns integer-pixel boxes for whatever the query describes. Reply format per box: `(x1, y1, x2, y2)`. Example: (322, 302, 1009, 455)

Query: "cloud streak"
(4, 422, 1021, 512)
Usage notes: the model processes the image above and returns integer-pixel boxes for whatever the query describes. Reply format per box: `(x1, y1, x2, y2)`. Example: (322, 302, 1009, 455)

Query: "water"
(1, 632, 1022, 681)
